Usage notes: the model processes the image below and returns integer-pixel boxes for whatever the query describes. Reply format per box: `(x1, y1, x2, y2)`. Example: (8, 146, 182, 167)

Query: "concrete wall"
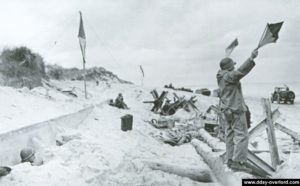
(0, 106, 94, 166)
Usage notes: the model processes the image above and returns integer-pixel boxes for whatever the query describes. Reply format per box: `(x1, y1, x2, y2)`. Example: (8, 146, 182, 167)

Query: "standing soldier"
(216, 49, 258, 172)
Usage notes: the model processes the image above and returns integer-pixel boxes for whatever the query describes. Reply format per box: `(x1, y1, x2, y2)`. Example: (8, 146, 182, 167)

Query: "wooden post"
(196, 129, 225, 151)
(141, 74, 144, 87)
(262, 98, 280, 169)
(249, 108, 280, 141)
(83, 58, 87, 99)
(144, 161, 212, 182)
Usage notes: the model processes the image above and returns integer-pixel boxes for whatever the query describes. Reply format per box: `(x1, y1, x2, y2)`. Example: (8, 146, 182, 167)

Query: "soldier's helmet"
(220, 58, 236, 70)
(20, 148, 35, 163)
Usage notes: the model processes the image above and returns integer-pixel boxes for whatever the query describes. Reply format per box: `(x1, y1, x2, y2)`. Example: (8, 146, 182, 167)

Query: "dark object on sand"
(164, 83, 174, 89)
(177, 87, 193, 93)
(0, 166, 11, 177)
(62, 89, 78, 97)
(121, 114, 133, 131)
(164, 83, 193, 93)
(195, 88, 211, 96)
(148, 118, 175, 129)
(271, 86, 295, 104)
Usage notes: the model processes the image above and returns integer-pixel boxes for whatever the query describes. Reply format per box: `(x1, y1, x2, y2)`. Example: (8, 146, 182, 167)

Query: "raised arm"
(224, 49, 258, 83)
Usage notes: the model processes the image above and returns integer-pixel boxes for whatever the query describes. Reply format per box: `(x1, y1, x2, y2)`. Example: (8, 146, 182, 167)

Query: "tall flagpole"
(82, 54, 87, 99)
(139, 65, 144, 87)
(141, 73, 143, 86)
(78, 11, 87, 99)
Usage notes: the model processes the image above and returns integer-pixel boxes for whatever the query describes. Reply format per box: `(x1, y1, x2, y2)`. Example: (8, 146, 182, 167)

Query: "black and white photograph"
(0, 0, 300, 185)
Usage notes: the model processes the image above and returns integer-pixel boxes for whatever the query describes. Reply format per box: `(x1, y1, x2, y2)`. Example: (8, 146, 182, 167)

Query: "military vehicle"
(271, 86, 295, 104)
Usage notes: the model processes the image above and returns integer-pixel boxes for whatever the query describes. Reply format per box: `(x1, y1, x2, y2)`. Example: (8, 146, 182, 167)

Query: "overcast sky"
(0, 0, 299, 87)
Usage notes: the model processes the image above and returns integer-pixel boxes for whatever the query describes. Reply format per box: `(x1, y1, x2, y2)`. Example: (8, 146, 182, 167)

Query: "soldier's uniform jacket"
(216, 58, 255, 112)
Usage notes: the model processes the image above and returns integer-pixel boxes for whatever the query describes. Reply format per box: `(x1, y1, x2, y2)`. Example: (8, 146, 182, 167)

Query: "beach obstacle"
(191, 98, 300, 184)
(143, 90, 168, 113)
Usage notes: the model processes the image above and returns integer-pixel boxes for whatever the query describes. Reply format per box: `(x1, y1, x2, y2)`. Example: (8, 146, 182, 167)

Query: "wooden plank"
(144, 161, 212, 182)
(191, 139, 253, 186)
(196, 128, 275, 177)
(247, 150, 275, 175)
(249, 108, 280, 141)
(275, 122, 300, 142)
(262, 98, 280, 169)
(251, 150, 298, 154)
(150, 90, 159, 100)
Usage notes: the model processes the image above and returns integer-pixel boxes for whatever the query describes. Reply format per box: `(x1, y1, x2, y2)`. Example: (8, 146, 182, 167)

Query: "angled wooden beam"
(262, 98, 281, 170)
(274, 122, 300, 142)
(249, 108, 280, 141)
(195, 128, 275, 177)
(247, 150, 275, 176)
(150, 89, 159, 100)
(151, 91, 168, 112)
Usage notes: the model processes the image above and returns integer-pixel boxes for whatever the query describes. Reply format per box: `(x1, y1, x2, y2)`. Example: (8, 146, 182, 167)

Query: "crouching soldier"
(114, 93, 129, 109)
(20, 148, 43, 166)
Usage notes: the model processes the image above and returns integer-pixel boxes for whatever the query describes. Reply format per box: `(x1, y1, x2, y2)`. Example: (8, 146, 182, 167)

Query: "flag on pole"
(140, 65, 144, 77)
(225, 38, 238, 57)
(78, 11, 86, 62)
(257, 22, 283, 49)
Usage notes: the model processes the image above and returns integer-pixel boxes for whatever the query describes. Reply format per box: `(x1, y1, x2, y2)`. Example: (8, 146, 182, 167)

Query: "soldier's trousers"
(223, 110, 248, 163)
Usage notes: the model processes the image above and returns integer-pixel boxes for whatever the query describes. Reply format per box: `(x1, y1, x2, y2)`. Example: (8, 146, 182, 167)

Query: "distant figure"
(216, 49, 258, 172)
(20, 148, 43, 166)
(114, 93, 129, 109)
(96, 80, 99, 86)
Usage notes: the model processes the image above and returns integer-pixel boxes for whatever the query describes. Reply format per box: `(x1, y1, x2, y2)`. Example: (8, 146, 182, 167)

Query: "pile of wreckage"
(143, 89, 198, 116)
(143, 89, 220, 146)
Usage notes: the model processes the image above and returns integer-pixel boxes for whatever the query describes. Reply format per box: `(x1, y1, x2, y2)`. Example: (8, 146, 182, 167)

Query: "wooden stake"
(83, 59, 87, 99)
(262, 98, 280, 169)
